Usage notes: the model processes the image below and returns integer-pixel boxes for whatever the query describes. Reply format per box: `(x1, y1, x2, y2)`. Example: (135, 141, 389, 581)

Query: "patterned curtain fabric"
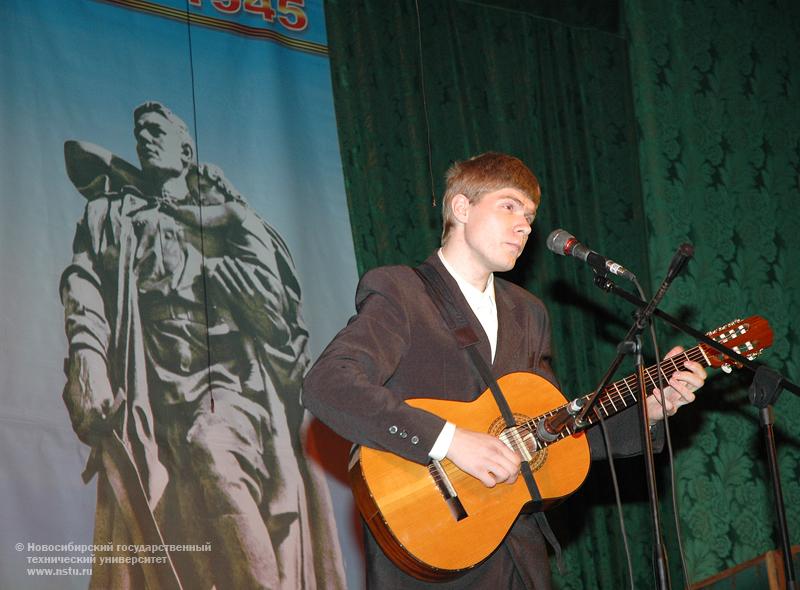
(624, 0, 800, 583)
(325, 0, 800, 587)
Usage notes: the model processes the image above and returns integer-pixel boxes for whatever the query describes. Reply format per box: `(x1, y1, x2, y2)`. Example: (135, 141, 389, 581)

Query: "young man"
(303, 152, 706, 589)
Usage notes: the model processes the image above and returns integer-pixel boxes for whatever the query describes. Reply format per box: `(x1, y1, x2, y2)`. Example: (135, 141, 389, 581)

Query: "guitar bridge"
(429, 459, 467, 522)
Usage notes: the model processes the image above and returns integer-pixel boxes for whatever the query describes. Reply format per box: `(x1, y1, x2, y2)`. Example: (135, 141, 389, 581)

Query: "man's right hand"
(445, 427, 521, 488)
(63, 349, 115, 445)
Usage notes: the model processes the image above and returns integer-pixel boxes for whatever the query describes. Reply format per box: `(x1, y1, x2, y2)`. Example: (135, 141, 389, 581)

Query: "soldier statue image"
(60, 101, 345, 589)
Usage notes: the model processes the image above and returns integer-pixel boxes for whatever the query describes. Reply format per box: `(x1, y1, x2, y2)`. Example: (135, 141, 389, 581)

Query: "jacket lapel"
(493, 280, 525, 375)
(425, 253, 494, 366)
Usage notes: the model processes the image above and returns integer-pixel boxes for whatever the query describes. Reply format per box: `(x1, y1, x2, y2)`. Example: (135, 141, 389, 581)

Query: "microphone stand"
(551, 246, 693, 590)
(750, 367, 800, 590)
(543, 310, 670, 587)
(594, 272, 800, 590)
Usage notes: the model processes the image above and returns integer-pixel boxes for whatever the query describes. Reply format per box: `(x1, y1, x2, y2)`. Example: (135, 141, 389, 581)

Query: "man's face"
(134, 111, 189, 178)
(461, 187, 536, 275)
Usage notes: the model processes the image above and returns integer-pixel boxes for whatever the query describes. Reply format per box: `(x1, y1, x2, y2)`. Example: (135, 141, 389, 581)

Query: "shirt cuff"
(428, 421, 456, 461)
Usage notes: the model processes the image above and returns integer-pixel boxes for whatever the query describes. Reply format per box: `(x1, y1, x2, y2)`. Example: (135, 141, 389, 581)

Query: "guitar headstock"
(701, 316, 774, 372)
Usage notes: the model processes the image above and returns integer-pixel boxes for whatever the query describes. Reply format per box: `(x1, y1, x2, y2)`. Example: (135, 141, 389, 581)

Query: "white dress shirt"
(428, 249, 498, 460)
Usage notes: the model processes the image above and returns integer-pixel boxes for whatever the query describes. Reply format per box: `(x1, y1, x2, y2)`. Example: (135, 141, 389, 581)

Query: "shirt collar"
(437, 249, 495, 309)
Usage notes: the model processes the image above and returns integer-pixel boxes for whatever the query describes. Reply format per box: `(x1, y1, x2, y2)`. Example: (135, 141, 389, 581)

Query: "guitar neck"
(579, 344, 712, 426)
(511, 316, 772, 453)
(518, 344, 713, 449)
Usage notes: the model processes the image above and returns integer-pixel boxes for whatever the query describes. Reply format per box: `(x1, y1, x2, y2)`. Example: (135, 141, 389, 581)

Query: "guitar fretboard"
(498, 345, 712, 458)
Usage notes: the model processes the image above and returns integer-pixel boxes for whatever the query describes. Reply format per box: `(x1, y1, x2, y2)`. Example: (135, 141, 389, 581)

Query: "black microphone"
(547, 229, 636, 281)
(648, 242, 694, 306)
(664, 242, 694, 284)
(633, 242, 694, 331)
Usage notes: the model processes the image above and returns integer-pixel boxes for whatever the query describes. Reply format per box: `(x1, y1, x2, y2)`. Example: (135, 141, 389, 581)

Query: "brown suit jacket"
(303, 253, 656, 589)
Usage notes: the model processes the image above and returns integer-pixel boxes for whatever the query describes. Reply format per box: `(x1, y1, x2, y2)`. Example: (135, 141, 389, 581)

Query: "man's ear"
(451, 193, 470, 224)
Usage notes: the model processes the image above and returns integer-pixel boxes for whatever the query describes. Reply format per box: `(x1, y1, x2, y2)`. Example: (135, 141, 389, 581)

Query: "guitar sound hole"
(488, 414, 548, 472)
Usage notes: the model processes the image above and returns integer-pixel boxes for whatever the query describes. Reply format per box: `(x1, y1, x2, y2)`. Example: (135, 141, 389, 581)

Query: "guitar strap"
(414, 262, 563, 569)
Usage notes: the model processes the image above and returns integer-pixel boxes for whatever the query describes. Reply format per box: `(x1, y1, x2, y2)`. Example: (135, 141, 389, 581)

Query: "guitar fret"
(657, 363, 671, 387)
(610, 391, 621, 411)
(612, 382, 624, 406)
(563, 348, 701, 432)
(622, 377, 637, 402)
(618, 377, 629, 400)
(696, 344, 712, 366)
(616, 384, 629, 407)
(578, 349, 697, 430)
(648, 365, 659, 389)
(646, 363, 658, 389)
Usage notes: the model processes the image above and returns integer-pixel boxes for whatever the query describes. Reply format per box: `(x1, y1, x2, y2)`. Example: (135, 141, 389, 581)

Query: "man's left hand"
(646, 346, 707, 423)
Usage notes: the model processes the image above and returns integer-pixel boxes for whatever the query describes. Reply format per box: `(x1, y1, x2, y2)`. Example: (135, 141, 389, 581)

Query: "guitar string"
(511, 350, 706, 457)
(579, 349, 707, 423)
(513, 347, 708, 439)
(490, 348, 713, 460)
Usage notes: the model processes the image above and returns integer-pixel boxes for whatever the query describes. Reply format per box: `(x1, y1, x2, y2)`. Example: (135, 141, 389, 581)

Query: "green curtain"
(324, 0, 800, 587)
(324, 0, 652, 336)
(624, 0, 800, 583)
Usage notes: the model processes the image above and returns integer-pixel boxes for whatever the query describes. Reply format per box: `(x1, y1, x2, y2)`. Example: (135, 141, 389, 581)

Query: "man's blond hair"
(441, 152, 541, 244)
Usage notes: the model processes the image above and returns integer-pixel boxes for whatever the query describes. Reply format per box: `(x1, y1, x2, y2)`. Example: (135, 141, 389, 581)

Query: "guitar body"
(349, 371, 591, 581)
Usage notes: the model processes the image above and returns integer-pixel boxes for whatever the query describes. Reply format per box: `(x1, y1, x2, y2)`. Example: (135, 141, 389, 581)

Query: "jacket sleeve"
(302, 267, 446, 465)
(586, 395, 666, 459)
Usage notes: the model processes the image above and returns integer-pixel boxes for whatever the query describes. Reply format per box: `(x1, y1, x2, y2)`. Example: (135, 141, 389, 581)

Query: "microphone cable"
(413, 0, 437, 208)
(599, 404, 637, 589)
(182, 0, 217, 412)
(645, 309, 691, 588)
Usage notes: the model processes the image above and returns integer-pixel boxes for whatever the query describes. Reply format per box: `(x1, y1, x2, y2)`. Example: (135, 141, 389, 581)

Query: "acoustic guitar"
(348, 316, 773, 581)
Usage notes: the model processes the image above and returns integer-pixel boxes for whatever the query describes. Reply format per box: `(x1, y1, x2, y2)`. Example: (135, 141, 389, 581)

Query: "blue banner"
(0, 1, 360, 587)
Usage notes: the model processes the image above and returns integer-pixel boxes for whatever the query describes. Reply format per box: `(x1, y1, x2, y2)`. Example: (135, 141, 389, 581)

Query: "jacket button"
(399, 430, 408, 439)
(388, 425, 398, 435)
(411, 435, 419, 445)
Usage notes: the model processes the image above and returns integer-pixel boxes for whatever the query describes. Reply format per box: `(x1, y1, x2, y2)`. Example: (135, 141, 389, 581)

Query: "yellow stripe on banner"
(94, 0, 329, 56)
